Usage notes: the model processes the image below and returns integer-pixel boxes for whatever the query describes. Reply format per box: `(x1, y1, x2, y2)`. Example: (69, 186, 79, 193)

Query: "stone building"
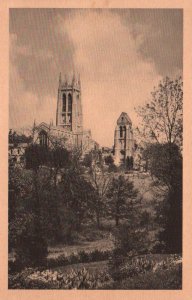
(33, 73, 98, 153)
(114, 112, 135, 166)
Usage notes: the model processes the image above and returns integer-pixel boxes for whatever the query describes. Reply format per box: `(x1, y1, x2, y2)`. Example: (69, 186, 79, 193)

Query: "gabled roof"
(117, 112, 132, 125)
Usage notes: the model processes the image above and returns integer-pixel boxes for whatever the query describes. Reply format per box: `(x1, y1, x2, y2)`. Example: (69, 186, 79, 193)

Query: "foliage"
(139, 211, 151, 229)
(82, 153, 93, 168)
(136, 76, 183, 146)
(25, 144, 50, 170)
(143, 143, 182, 190)
(110, 263, 182, 289)
(9, 254, 182, 290)
(126, 156, 134, 170)
(47, 249, 110, 268)
(144, 143, 182, 253)
(107, 163, 118, 173)
(59, 169, 96, 229)
(9, 213, 48, 268)
(87, 150, 112, 228)
(109, 253, 181, 281)
(9, 267, 112, 289)
(9, 129, 32, 145)
(104, 155, 114, 165)
(9, 249, 111, 273)
(106, 175, 138, 226)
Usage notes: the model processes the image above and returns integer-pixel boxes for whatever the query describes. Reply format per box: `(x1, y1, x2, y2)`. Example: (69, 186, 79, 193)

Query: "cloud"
(9, 33, 55, 129)
(10, 9, 181, 146)
(58, 10, 162, 146)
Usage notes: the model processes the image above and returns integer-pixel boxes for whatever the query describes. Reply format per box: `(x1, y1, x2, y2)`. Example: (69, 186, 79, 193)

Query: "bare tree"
(87, 150, 112, 228)
(136, 77, 183, 147)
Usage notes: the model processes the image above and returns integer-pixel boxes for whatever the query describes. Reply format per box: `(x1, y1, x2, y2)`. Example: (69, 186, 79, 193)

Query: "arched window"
(39, 130, 48, 147)
(120, 126, 126, 138)
(123, 126, 126, 137)
(68, 94, 72, 112)
(120, 126, 123, 138)
(62, 93, 66, 112)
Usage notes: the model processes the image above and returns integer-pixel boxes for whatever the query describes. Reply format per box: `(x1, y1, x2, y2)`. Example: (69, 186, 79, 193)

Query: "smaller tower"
(114, 112, 135, 167)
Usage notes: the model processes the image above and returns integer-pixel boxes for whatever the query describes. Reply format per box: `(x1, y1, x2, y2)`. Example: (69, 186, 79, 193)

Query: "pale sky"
(9, 9, 183, 147)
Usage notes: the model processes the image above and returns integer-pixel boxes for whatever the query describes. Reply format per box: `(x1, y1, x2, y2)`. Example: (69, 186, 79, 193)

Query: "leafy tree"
(108, 163, 118, 173)
(59, 169, 95, 230)
(14, 144, 49, 266)
(136, 77, 183, 147)
(9, 130, 32, 145)
(87, 150, 112, 228)
(104, 155, 114, 165)
(48, 146, 70, 187)
(140, 211, 151, 230)
(126, 156, 133, 170)
(106, 175, 138, 226)
(144, 143, 182, 253)
(82, 152, 93, 168)
(25, 144, 49, 170)
(108, 222, 149, 281)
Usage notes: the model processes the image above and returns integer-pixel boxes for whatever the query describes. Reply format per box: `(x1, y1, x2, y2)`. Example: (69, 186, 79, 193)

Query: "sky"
(9, 9, 183, 147)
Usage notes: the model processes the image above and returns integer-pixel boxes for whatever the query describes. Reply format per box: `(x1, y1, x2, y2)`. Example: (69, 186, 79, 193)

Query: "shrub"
(109, 253, 182, 282)
(111, 263, 182, 289)
(10, 213, 48, 269)
(9, 267, 112, 289)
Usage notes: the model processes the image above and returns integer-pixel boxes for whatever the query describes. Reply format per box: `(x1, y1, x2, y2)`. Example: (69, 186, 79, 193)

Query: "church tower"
(114, 112, 135, 167)
(56, 72, 83, 133)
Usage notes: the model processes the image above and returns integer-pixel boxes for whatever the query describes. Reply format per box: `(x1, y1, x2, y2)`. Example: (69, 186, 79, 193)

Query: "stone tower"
(114, 112, 135, 166)
(56, 73, 83, 133)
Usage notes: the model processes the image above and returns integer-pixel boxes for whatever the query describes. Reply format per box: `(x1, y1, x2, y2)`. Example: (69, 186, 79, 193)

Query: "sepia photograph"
(8, 8, 183, 290)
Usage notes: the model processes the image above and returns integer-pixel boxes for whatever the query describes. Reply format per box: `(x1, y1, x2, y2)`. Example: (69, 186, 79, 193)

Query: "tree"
(16, 144, 49, 266)
(48, 146, 70, 187)
(8, 166, 49, 268)
(126, 156, 133, 170)
(59, 169, 95, 230)
(136, 77, 183, 147)
(143, 143, 182, 253)
(106, 175, 138, 226)
(104, 155, 114, 166)
(82, 152, 92, 168)
(87, 150, 112, 228)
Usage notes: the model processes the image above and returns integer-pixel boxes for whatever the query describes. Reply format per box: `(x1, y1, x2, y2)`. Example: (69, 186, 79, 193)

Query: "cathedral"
(114, 112, 135, 166)
(33, 73, 98, 153)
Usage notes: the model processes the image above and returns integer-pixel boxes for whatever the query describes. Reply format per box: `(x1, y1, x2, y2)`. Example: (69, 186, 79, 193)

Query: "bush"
(108, 253, 182, 283)
(10, 213, 48, 269)
(9, 267, 112, 289)
(111, 263, 182, 289)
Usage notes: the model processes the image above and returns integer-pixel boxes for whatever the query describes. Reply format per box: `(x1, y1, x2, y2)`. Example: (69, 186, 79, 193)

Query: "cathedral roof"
(117, 112, 132, 125)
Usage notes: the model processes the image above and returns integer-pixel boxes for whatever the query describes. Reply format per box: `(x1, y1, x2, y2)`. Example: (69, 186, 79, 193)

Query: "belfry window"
(68, 94, 72, 112)
(120, 126, 126, 138)
(62, 94, 66, 112)
(120, 126, 123, 138)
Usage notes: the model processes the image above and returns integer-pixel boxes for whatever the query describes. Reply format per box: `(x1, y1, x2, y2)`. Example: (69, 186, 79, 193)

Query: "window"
(39, 131, 48, 147)
(120, 126, 126, 138)
(68, 94, 72, 112)
(62, 115, 66, 123)
(123, 126, 126, 137)
(120, 126, 123, 138)
(67, 114, 72, 123)
(62, 94, 66, 112)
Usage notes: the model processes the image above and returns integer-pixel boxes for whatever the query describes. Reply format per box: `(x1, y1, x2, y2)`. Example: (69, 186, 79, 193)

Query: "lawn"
(48, 238, 114, 259)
